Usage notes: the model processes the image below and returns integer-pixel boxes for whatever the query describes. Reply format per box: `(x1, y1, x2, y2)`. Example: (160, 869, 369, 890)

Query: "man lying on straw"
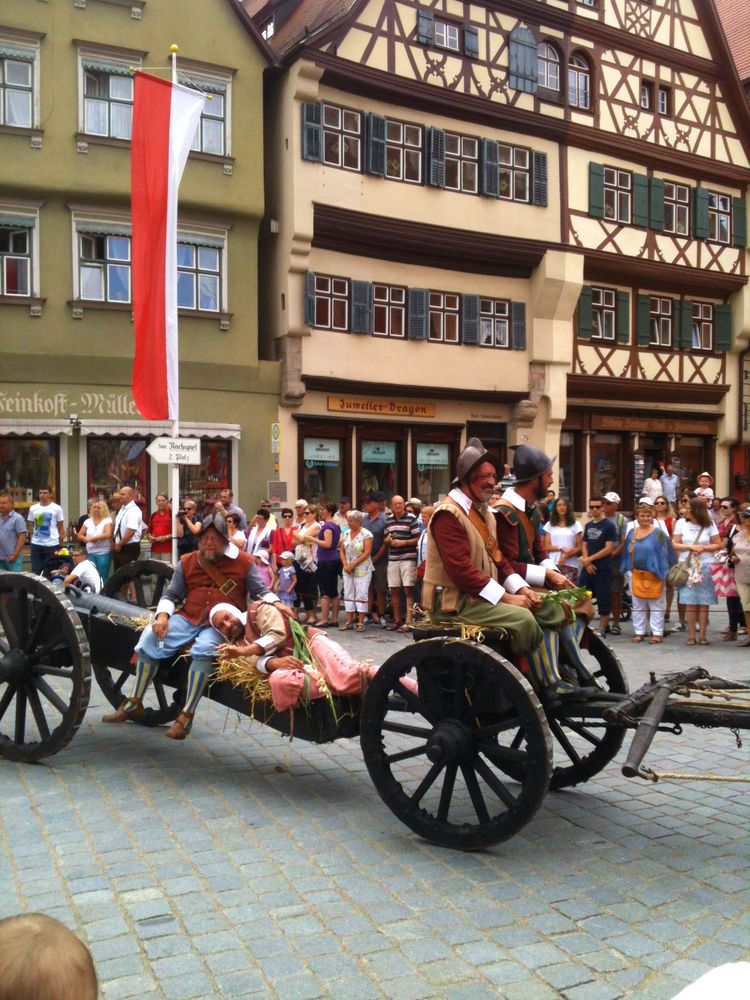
(211, 602, 416, 714)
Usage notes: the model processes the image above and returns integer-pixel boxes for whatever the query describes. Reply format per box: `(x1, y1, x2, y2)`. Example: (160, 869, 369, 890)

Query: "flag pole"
(170, 43, 180, 567)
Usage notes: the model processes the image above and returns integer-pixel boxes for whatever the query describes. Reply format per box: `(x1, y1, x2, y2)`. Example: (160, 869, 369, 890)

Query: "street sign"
(146, 437, 201, 465)
(271, 422, 281, 454)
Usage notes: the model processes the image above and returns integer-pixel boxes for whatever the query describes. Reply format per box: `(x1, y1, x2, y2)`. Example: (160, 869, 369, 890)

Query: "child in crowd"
(0, 912, 98, 1000)
(277, 550, 297, 611)
(254, 548, 276, 591)
(694, 471, 714, 503)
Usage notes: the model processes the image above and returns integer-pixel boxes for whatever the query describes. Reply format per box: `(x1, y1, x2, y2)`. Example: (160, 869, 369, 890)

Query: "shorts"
(387, 560, 416, 588)
(610, 570, 624, 595)
(737, 581, 750, 612)
(371, 559, 388, 595)
(316, 560, 341, 598)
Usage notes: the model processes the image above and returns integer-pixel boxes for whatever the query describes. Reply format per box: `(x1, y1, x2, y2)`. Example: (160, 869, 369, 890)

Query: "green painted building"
(0, 0, 279, 524)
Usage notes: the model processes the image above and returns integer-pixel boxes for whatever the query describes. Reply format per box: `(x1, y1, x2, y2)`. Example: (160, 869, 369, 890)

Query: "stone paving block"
(538, 960, 596, 991)
(213, 968, 268, 997)
(441, 983, 500, 1000)
(96, 954, 148, 982)
(160, 971, 215, 1000)
(561, 980, 624, 1000)
(89, 935, 141, 963)
(101, 973, 159, 999)
(500, 978, 561, 1000)
(513, 941, 572, 969)
(381, 973, 437, 1000)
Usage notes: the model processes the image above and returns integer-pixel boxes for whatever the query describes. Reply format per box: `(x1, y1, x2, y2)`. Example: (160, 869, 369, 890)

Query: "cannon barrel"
(65, 586, 153, 625)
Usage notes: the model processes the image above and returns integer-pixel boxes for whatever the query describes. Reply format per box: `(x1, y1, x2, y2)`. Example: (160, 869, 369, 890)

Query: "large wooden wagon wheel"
(360, 639, 552, 850)
(0, 573, 90, 762)
(500, 628, 629, 791)
(102, 558, 173, 609)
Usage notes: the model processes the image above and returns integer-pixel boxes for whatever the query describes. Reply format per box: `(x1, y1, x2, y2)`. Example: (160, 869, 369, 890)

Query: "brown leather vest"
(179, 550, 254, 625)
(422, 497, 498, 614)
(246, 601, 295, 657)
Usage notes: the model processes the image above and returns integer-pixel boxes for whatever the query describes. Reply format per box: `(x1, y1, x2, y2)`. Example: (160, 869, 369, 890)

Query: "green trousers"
(430, 596, 562, 658)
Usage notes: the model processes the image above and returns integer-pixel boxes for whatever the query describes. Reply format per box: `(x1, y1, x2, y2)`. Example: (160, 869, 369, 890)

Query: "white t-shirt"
(543, 521, 583, 571)
(82, 517, 111, 554)
(28, 502, 64, 547)
(114, 501, 143, 544)
(71, 558, 102, 593)
(674, 518, 719, 566)
(641, 477, 663, 501)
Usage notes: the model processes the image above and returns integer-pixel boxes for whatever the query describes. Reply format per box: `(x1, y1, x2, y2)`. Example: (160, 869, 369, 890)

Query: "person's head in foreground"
(0, 912, 98, 1000)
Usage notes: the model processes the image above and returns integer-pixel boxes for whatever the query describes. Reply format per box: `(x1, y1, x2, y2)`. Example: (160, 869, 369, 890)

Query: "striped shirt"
(384, 513, 420, 562)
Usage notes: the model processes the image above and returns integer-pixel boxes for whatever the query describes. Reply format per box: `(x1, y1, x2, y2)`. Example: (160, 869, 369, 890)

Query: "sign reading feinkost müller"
(146, 437, 201, 465)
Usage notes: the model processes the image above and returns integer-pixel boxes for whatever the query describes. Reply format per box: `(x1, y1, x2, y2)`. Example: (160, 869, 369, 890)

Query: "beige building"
(0, 0, 278, 523)
(251, 0, 750, 509)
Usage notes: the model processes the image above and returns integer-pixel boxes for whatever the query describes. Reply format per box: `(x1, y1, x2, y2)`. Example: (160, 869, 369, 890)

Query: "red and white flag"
(131, 73, 205, 421)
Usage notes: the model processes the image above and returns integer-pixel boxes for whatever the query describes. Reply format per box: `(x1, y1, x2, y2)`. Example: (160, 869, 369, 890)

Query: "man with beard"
(422, 439, 543, 661)
(102, 513, 280, 739)
(495, 445, 597, 700)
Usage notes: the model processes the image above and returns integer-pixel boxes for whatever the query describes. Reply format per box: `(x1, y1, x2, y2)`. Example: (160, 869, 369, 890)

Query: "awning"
(78, 420, 241, 439)
(0, 419, 74, 436)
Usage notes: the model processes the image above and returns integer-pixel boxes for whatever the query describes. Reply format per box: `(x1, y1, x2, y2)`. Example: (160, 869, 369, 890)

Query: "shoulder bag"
(630, 534, 664, 600)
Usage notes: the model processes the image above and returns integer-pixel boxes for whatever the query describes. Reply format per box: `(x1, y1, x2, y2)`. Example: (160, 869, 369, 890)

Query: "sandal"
(387, 622, 403, 631)
(685, 638, 696, 646)
(610, 625, 622, 635)
(356, 623, 366, 632)
(699, 638, 710, 645)
(339, 624, 352, 631)
(631, 636, 644, 643)
(649, 636, 663, 644)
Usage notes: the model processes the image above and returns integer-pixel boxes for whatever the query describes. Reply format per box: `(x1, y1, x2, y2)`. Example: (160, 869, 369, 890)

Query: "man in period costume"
(494, 444, 597, 699)
(422, 439, 544, 662)
(102, 513, 280, 739)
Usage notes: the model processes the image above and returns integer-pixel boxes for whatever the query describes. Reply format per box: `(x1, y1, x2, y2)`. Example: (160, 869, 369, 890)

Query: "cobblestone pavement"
(1, 609, 749, 1000)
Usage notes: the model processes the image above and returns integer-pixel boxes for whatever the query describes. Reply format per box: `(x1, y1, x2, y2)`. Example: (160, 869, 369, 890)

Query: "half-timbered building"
(251, 0, 750, 508)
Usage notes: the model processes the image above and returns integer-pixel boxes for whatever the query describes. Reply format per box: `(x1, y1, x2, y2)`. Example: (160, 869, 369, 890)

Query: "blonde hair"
(0, 913, 98, 1000)
(92, 500, 110, 519)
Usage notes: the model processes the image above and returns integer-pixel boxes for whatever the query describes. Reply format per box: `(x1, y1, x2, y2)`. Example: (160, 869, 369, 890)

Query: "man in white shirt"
(61, 547, 102, 593)
(112, 485, 143, 571)
(27, 485, 65, 575)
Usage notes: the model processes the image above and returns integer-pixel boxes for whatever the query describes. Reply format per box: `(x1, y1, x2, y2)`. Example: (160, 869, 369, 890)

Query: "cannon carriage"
(0, 565, 748, 851)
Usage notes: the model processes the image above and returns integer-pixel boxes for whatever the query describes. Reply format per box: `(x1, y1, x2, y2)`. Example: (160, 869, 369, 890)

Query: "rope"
(639, 768, 750, 784)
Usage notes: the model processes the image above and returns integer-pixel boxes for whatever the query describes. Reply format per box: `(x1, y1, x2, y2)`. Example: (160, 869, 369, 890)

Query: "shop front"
(287, 391, 514, 507)
(561, 409, 718, 512)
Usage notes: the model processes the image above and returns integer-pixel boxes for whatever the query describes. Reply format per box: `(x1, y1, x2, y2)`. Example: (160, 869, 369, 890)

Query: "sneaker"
(672, 622, 685, 632)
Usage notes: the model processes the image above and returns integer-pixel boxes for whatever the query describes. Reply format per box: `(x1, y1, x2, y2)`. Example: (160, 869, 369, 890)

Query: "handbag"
(629, 535, 664, 600)
(632, 569, 664, 600)
(294, 542, 318, 573)
(667, 559, 690, 588)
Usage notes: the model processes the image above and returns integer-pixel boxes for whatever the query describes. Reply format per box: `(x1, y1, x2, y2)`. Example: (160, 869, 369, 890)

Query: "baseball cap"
(603, 492, 621, 504)
(280, 550, 295, 560)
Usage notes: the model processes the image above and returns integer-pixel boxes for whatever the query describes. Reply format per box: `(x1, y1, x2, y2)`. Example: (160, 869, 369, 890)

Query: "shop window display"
(302, 438, 342, 507)
(87, 437, 148, 501)
(361, 440, 398, 501)
(414, 443, 450, 503)
(591, 433, 622, 498)
(179, 440, 229, 505)
(0, 438, 58, 512)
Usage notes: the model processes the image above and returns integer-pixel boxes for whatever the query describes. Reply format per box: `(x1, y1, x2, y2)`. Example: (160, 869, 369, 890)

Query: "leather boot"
(165, 711, 194, 741)
(102, 696, 145, 723)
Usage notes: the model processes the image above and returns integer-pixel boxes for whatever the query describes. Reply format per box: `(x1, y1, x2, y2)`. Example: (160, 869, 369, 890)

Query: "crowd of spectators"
(4, 464, 750, 641)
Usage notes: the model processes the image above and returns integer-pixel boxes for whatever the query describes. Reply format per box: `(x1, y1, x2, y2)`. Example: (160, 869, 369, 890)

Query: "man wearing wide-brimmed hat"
(422, 438, 543, 660)
(495, 444, 597, 699)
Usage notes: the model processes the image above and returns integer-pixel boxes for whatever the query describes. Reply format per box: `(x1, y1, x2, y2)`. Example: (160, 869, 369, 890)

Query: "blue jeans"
(88, 551, 112, 580)
(31, 544, 59, 574)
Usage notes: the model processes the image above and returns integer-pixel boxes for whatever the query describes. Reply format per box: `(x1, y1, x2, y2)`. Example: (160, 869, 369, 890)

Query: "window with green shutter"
(733, 197, 747, 248)
(714, 303, 732, 351)
(636, 294, 652, 346)
(350, 281, 373, 334)
(426, 127, 446, 188)
(508, 26, 538, 94)
(304, 271, 317, 326)
(616, 291, 630, 344)
(365, 113, 386, 176)
(531, 151, 548, 207)
(407, 288, 429, 340)
(481, 139, 499, 197)
(632, 174, 649, 227)
(675, 300, 693, 350)
(577, 286, 593, 340)
(461, 295, 480, 345)
(301, 102, 322, 162)
(511, 301, 527, 350)
(588, 163, 604, 218)
(692, 189, 709, 239)
(649, 178, 665, 231)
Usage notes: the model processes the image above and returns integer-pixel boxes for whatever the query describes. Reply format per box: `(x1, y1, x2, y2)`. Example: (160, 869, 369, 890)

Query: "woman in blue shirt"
(621, 501, 674, 643)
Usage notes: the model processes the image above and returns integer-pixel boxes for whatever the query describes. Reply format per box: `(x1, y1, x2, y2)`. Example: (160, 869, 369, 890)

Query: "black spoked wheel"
(102, 559, 173, 609)
(546, 627, 628, 789)
(360, 639, 552, 851)
(0, 573, 90, 762)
